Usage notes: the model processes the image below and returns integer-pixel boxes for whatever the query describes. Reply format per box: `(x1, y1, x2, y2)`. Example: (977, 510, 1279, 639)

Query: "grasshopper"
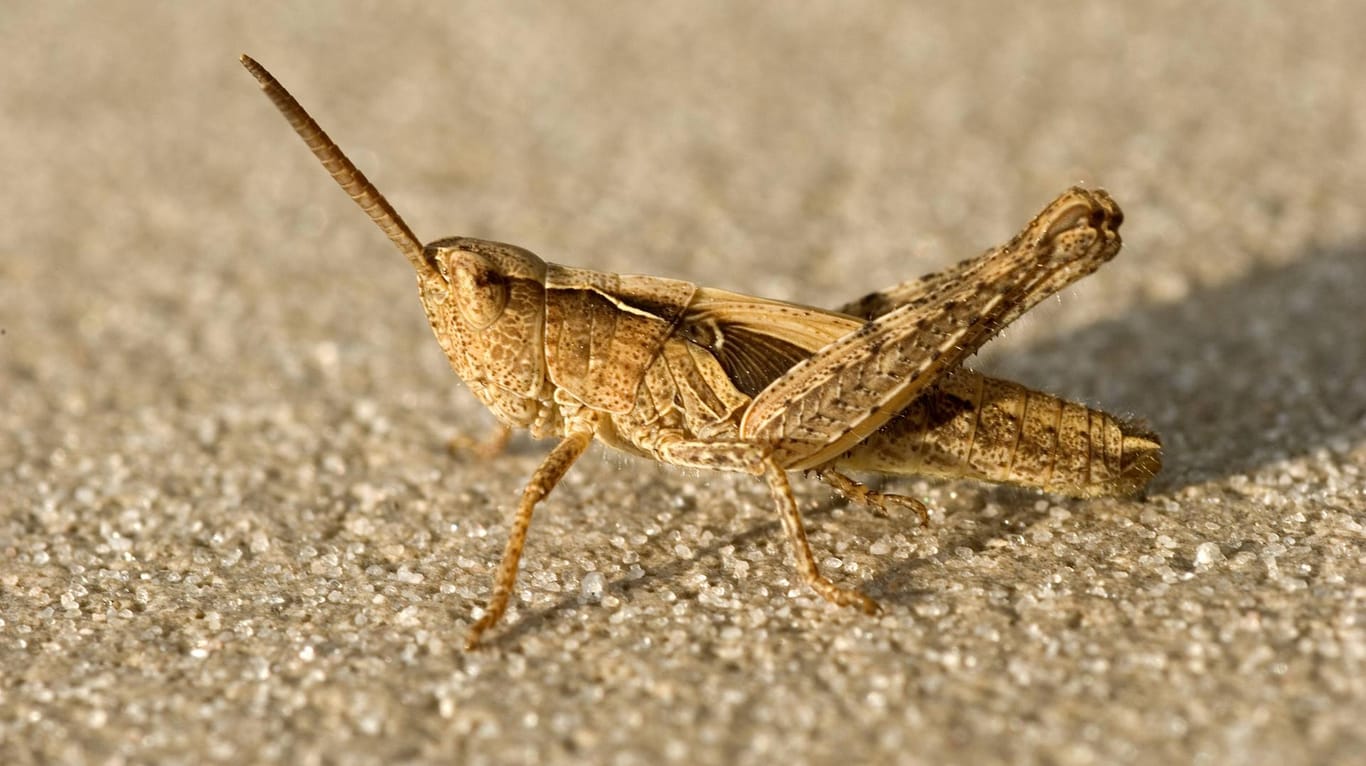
(241, 55, 1161, 648)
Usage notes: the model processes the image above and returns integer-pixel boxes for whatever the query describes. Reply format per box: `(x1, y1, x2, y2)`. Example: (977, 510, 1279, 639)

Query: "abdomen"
(833, 368, 1161, 497)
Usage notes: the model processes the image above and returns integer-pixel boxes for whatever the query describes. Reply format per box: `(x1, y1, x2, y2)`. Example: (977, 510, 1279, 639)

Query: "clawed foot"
(807, 575, 882, 616)
(449, 424, 513, 461)
(814, 468, 930, 525)
(464, 610, 499, 651)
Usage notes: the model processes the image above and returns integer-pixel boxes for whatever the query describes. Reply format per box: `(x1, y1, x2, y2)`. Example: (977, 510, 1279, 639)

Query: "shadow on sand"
(983, 242, 1366, 491)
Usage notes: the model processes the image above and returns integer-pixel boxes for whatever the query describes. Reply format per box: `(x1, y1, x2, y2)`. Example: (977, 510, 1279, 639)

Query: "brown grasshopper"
(241, 55, 1161, 648)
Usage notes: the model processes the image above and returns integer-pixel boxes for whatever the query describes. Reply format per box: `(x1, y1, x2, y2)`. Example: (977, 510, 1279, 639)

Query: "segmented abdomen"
(834, 368, 1161, 497)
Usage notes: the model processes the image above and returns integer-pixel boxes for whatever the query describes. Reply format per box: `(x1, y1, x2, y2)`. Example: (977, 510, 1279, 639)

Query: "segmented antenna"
(240, 55, 437, 278)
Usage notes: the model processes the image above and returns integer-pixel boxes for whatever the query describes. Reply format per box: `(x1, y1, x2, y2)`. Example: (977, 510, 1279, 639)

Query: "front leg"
(449, 422, 513, 460)
(466, 426, 594, 649)
(659, 438, 880, 615)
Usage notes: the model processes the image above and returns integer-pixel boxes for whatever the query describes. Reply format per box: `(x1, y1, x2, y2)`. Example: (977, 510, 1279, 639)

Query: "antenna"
(240, 55, 438, 278)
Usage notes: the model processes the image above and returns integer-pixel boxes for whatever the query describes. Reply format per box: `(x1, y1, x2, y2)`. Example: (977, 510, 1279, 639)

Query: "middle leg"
(812, 466, 929, 525)
(659, 437, 880, 615)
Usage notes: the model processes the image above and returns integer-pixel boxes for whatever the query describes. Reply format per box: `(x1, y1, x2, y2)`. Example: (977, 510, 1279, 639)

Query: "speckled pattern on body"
(243, 58, 1158, 648)
(1, 3, 1364, 765)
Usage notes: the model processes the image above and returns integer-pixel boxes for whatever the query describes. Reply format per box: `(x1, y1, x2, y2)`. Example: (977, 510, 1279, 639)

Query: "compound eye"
(448, 252, 509, 329)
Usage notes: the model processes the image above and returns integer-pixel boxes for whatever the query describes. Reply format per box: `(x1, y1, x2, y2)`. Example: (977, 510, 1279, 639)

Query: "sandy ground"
(2, 3, 1364, 764)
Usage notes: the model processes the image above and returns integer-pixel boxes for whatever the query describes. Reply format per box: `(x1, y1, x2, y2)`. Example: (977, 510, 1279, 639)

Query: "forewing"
(678, 288, 861, 398)
(742, 187, 1125, 470)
